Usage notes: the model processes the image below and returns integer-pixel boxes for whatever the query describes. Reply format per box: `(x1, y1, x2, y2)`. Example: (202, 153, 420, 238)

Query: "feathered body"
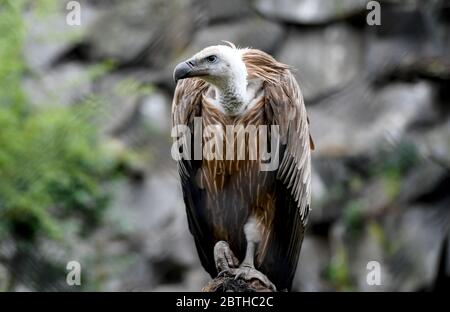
(172, 45, 313, 290)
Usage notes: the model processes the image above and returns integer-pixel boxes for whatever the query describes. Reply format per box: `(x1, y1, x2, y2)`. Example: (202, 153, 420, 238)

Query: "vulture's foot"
(233, 265, 277, 291)
(214, 241, 239, 274)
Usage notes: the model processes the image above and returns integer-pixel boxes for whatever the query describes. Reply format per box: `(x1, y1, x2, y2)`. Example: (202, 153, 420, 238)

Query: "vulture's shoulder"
(241, 49, 291, 84)
(172, 78, 207, 126)
(243, 49, 314, 225)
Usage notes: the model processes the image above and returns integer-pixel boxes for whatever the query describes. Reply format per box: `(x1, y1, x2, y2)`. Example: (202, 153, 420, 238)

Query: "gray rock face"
(107, 170, 209, 291)
(293, 236, 330, 291)
(23, 1, 99, 72)
(326, 199, 450, 292)
(398, 158, 448, 203)
(413, 120, 450, 169)
(0, 263, 9, 291)
(277, 24, 364, 101)
(253, 0, 367, 24)
(23, 63, 92, 107)
(175, 18, 284, 63)
(85, 0, 199, 66)
(93, 71, 146, 134)
(358, 178, 392, 216)
(140, 91, 171, 134)
(309, 158, 352, 224)
(308, 81, 433, 157)
(195, 0, 253, 24)
(384, 202, 450, 291)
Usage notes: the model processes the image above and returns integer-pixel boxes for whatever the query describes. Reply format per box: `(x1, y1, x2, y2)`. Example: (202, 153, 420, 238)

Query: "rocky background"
(1, 0, 449, 291)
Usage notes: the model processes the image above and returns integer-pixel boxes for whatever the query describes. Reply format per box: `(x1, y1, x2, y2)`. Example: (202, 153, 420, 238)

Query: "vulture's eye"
(206, 55, 218, 63)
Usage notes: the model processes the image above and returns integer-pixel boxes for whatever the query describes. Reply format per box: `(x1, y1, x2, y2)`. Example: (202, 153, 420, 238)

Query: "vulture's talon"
(232, 266, 277, 291)
(217, 269, 232, 278)
(214, 241, 239, 273)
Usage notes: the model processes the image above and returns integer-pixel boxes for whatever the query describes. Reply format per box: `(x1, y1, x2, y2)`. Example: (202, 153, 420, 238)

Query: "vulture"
(172, 43, 313, 291)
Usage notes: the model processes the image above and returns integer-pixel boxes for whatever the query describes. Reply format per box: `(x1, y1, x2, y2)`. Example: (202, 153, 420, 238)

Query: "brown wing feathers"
(242, 49, 312, 225)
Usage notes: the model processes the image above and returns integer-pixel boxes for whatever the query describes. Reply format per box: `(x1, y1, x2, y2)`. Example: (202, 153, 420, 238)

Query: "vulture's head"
(173, 44, 248, 98)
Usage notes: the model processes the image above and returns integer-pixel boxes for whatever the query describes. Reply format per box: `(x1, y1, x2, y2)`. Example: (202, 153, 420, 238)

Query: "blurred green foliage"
(323, 247, 353, 291)
(0, 0, 122, 243)
(343, 199, 364, 238)
(0, 0, 27, 112)
(381, 143, 420, 176)
(374, 143, 420, 200)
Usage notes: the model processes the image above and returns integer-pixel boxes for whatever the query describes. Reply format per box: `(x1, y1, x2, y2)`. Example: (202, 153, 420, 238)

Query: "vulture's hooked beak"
(173, 59, 206, 83)
(174, 61, 193, 83)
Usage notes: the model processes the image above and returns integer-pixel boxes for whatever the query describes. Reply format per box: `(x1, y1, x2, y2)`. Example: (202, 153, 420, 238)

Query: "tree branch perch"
(202, 271, 276, 292)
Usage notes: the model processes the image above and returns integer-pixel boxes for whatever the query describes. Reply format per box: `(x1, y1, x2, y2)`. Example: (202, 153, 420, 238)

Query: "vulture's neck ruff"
(212, 73, 247, 116)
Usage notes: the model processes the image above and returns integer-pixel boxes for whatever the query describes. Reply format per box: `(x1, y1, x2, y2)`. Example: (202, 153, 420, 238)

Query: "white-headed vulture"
(172, 43, 314, 291)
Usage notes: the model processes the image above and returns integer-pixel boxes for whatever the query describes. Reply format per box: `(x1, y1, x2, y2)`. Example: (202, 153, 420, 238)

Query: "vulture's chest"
(195, 95, 278, 243)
